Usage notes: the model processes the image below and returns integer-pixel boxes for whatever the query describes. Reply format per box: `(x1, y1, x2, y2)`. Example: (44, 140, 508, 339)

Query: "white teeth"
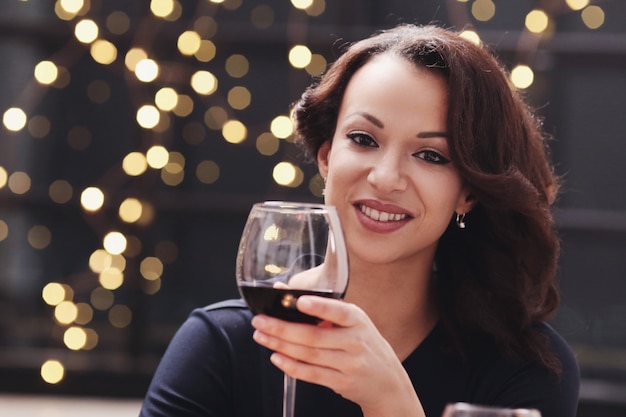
(359, 205, 407, 222)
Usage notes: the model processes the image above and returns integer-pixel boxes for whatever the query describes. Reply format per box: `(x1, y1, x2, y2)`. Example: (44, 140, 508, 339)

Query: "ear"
(456, 187, 476, 215)
(316, 140, 332, 180)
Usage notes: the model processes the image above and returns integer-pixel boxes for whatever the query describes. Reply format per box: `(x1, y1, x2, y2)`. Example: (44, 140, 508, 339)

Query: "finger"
(252, 314, 363, 357)
(269, 351, 345, 388)
(253, 325, 353, 367)
(296, 295, 362, 327)
(272, 281, 289, 289)
(252, 315, 334, 347)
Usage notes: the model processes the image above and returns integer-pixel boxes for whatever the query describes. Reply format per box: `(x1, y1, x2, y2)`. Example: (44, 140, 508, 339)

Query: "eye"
(413, 149, 450, 165)
(347, 131, 378, 148)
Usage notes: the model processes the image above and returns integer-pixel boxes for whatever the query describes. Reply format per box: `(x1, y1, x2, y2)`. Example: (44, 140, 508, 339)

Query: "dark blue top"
(140, 299, 579, 417)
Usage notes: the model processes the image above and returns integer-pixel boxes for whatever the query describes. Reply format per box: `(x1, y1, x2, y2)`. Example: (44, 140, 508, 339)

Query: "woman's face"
(317, 54, 474, 268)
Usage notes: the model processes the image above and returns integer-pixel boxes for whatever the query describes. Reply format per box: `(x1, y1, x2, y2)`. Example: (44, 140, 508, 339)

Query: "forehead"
(339, 54, 448, 127)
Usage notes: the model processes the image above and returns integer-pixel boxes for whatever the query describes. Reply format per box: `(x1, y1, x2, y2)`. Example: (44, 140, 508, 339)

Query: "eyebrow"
(347, 111, 448, 139)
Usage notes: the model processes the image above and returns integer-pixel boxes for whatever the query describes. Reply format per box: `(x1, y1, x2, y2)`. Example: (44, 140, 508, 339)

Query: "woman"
(140, 24, 579, 417)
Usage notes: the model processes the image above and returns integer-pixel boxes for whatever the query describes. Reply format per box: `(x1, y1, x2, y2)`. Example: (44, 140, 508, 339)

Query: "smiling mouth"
(358, 204, 409, 222)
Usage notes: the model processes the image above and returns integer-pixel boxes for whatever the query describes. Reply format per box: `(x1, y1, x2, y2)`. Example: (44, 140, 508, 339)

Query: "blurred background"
(0, 0, 624, 415)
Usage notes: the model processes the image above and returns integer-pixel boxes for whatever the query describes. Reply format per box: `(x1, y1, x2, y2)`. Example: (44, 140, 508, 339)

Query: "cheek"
(326, 147, 357, 180)
(417, 174, 465, 211)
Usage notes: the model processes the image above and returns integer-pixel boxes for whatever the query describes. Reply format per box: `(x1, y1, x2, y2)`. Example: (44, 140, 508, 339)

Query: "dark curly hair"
(293, 24, 562, 374)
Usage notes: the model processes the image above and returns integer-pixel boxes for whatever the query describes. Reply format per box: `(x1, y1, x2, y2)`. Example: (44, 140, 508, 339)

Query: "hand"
(251, 295, 425, 417)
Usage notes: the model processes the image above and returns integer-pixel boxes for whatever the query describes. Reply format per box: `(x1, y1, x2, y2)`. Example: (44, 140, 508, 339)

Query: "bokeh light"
(60, 0, 84, 14)
(90, 39, 118, 65)
(225, 54, 249, 78)
(80, 187, 104, 212)
(74, 19, 99, 44)
(41, 360, 65, 384)
(289, 45, 312, 68)
(196, 160, 220, 184)
(191, 70, 218, 95)
(64, 326, 87, 350)
(566, 0, 590, 11)
(3, 107, 27, 132)
(471, 0, 496, 22)
(55, 301, 78, 325)
(510, 65, 534, 90)
(103, 231, 127, 255)
(135, 59, 159, 82)
(8, 172, 31, 194)
(459, 30, 481, 45)
(525, 10, 550, 34)
(178, 30, 202, 56)
(272, 162, 303, 187)
(122, 152, 148, 177)
(34, 61, 59, 85)
(140, 256, 164, 280)
(146, 145, 169, 168)
(270, 115, 294, 139)
(137, 105, 161, 129)
(28, 225, 52, 250)
(581, 5, 605, 29)
(222, 119, 247, 144)
(42, 282, 67, 306)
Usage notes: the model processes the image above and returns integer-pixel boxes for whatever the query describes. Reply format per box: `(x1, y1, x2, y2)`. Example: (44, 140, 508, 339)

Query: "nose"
(366, 151, 408, 193)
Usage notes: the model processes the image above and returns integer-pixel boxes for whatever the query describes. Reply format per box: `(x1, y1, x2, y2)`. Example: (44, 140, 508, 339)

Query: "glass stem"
(283, 374, 296, 417)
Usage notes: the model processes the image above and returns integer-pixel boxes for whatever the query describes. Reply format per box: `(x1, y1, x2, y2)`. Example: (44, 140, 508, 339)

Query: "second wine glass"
(442, 402, 541, 417)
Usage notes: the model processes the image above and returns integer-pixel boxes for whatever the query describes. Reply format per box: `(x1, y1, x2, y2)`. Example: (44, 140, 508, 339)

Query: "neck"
(344, 259, 439, 360)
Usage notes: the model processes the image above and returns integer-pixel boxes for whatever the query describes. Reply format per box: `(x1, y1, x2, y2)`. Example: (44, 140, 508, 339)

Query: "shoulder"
(190, 298, 251, 320)
(197, 298, 251, 317)
(186, 298, 253, 334)
(480, 322, 580, 417)
(534, 321, 580, 392)
(439, 322, 579, 416)
(167, 298, 254, 352)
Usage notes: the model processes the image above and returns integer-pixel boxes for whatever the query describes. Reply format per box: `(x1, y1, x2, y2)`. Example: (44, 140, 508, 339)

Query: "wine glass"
(442, 403, 541, 417)
(236, 201, 349, 417)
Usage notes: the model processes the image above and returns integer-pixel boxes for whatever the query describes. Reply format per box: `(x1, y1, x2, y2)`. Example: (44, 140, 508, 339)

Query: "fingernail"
(297, 296, 313, 310)
(252, 330, 267, 343)
(251, 316, 267, 328)
(270, 353, 283, 366)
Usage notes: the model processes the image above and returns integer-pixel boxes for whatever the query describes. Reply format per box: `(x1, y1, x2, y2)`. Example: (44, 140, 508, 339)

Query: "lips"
(357, 203, 409, 222)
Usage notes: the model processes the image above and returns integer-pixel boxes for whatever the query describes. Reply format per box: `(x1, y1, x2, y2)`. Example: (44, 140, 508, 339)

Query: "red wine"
(239, 282, 342, 324)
